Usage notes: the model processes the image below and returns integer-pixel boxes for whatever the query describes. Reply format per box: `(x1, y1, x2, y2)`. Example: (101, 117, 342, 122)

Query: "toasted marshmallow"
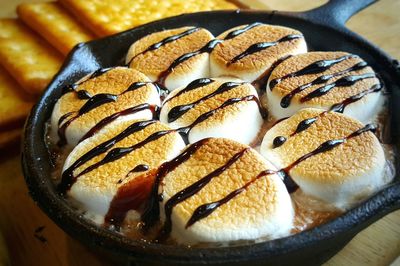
(260, 108, 387, 209)
(210, 23, 307, 83)
(158, 138, 294, 244)
(62, 119, 186, 223)
(266, 52, 382, 123)
(50, 67, 160, 147)
(126, 27, 214, 91)
(159, 78, 264, 145)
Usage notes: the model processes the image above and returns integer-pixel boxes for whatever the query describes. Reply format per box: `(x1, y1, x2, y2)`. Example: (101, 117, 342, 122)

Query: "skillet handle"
(298, 0, 376, 29)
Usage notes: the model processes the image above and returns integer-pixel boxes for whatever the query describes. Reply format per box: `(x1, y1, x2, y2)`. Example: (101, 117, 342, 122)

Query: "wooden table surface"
(0, 0, 399, 265)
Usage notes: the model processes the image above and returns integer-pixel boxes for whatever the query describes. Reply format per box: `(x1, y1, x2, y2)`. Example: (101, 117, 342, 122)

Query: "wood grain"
(0, 0, 399, 266)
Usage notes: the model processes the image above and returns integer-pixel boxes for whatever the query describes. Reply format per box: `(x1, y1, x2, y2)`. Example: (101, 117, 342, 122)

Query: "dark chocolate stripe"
(159, 148, 249, 240)
(167, 81, 243, 123)
(228, 34, 303, 65)
(79, 103, 158, 142)
(280, 61, 368, 108)
(186, 169, 276, 228)
(164, 78, 215, 104)
(58, 120, 156, 193)
(330, 83, 382, 113)
(142, 138, 210, 229)
(76, 130, 175, 178)
(223, 22, 263, 40)
(157, 39, 222, 86)
(177, 95, 266, 144)
(128, 27, 201, 65)
(57, 81, 158, 146)
(62, 68, 113, 95)
(280, 123, 376, 175)
(301, 73, 376, 102)
(269, 55, 358, 90)
(117, 164, 150, 184)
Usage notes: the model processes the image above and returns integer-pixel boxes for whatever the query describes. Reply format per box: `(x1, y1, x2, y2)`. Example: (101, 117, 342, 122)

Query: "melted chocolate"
(167, 81, 243, 123)
(330, 84, 382, 113)
(164, 78, 214, 104)
(58, 120, 156, 193)
(280, 61, 368, 108)
(223, 22, 262, 40)
(79, 103, 158, 142)
(128, 27, 201, 66)
(78, 93, 118, 115)
(278, 123, 376, 192)
(228, 34, 303, 65)
(57, 80, 160, 146)
(157, 39, 222, 86)
(117, 164, 150, 184)
(273, 136, 287, 148)
(269, 55, 358, 90)
(252, 55, 292, 90)
(291, 117, 318, 136)
(77, 130, 175, 178)
(159, 148, 249, 240)
(177, 95, 266, 144)
(301, 73, 376, 102)
(76, 90, 92, 99)
(142, 139, 210, 229)
(186, 169, 276, 228)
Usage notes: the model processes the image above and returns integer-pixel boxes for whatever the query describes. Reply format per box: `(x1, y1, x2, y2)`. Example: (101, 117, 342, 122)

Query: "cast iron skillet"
(22, 0, 400, 265)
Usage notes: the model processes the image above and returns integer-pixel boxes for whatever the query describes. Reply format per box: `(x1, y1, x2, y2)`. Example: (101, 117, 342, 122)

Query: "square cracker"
(0, 19, 63, 95)
(17, 2, 95, 55)
(59, 0, 239, 37)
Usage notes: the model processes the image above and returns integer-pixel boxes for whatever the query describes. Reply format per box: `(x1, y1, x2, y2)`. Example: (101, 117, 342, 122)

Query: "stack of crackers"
(0, 0, 241, 152)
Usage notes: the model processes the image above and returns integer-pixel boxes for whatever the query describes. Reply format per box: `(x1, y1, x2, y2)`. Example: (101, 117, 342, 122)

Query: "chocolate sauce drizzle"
(177, 95, 266, 144)
(269, 55, 358, 90)
(158, 148, 249, 240)
(58, 120, 157, 192)
(301, 73, 376, 102)
(156, 39, 222, 86)
(223, 22, 262, 40)
(79, 103, 159, 142)
(272, 82, 381, 148)
(76, 130, 175, 179)
(117, 164, 150, 184)
(57, 81, 159, 146)
(61, 68, 113, 95)
(142, 139, 210, 229)
(330, 84, 382, 113)
(167, 81, 243, 123)
(164, 78, 214, 104)
(280, 61, 368, 108)
(186, 169, 275, 228)
(127, 27, 201, 66)
(228, 34, 303, 65)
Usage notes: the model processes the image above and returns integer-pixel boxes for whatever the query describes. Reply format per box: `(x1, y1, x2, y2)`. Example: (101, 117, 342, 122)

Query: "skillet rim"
(21, 9, 400, 264)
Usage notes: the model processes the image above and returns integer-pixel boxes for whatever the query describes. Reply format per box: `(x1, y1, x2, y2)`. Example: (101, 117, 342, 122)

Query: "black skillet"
(22, 0, 400, 265)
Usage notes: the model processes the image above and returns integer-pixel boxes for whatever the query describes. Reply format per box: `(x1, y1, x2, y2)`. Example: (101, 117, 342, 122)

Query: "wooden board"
(0, 0, 399, 265)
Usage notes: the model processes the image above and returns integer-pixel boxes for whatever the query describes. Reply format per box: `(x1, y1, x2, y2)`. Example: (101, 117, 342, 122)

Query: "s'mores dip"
(48, 23, 394, 247)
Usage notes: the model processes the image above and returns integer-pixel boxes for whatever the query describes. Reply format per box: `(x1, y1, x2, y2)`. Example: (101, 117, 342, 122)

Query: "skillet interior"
(22, 9, 400, 266)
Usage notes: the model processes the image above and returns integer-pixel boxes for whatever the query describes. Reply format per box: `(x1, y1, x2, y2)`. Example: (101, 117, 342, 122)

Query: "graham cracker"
(17, 2, 95, 55)
(0, 19, 63, 95)
(59, 0, 239, 37)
